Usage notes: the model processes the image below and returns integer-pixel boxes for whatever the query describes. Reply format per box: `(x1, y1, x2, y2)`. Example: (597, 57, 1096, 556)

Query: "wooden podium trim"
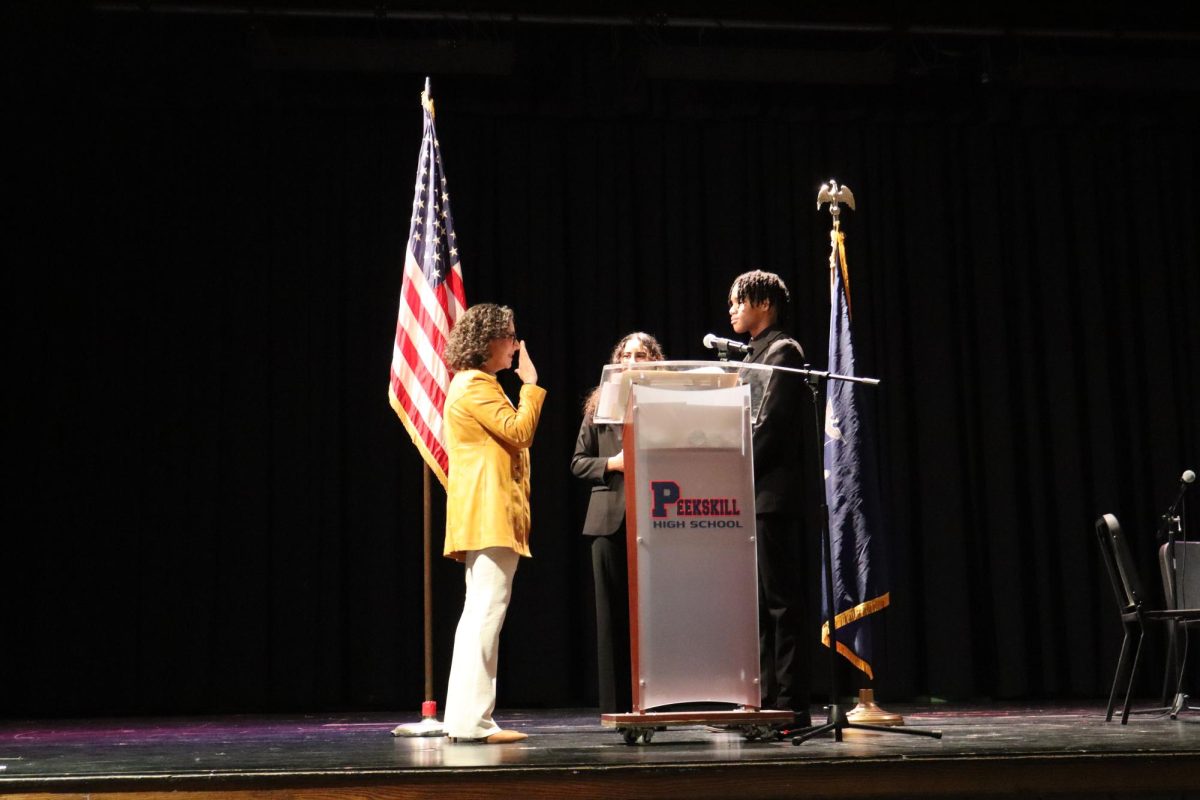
(622, 409, 642, 712)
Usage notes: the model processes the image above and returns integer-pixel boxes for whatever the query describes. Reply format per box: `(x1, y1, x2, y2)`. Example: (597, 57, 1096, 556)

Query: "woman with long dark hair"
(570, 332, 664, 713)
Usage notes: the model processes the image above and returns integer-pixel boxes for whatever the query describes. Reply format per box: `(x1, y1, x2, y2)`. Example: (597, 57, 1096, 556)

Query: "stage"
(2, 704, 1198, 799)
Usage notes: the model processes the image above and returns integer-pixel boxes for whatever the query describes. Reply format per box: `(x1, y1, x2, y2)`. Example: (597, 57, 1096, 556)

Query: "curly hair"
(444, 303, 514, 371)
(582, 332, 666, 417)
(730, 269, 791, 325)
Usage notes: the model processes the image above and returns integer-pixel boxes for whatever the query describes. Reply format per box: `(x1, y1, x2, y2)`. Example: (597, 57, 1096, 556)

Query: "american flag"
(821, 228, 889, 679)
(388, 82, 466, 487)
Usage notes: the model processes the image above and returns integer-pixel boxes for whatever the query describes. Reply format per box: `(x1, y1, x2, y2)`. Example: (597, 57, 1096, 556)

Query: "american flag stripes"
(388, 84, 467, 487)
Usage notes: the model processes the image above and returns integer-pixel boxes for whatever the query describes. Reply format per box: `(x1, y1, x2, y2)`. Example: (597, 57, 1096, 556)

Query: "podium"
(593, 361, 795, 743)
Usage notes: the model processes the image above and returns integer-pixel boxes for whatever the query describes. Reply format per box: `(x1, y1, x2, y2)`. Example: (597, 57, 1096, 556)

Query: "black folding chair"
(1094, 514, 1200, 724)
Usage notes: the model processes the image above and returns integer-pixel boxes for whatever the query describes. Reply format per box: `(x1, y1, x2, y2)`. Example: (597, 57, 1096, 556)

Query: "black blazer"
(571, 416, 627, 536)
(745, 326, 807, 515)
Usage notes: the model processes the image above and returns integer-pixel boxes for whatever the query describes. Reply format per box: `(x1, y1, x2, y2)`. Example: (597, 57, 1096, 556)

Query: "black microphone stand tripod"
(767, 363, 941, 744)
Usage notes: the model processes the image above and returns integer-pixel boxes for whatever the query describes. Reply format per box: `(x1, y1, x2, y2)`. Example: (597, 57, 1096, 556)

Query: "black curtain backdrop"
(5, 7, 1199, 716)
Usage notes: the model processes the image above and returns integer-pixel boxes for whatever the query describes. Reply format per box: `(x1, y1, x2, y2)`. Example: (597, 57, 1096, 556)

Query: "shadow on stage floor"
(2, 703, 1199, 799)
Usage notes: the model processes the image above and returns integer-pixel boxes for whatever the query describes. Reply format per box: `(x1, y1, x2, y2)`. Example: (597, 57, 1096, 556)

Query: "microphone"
(703, 333, 750, 354)
(1160, 469, 1195, 540)
(1170, 469, 1196, 513)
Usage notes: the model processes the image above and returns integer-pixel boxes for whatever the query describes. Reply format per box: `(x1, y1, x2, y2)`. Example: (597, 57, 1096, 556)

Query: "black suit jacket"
(745, 326, 806, 515)
(571, 416, 626, 536)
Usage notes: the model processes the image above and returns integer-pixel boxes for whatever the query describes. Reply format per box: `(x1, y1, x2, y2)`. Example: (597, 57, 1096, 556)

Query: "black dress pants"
(756, 512, 810, 715)
(591, 527, 632, 714)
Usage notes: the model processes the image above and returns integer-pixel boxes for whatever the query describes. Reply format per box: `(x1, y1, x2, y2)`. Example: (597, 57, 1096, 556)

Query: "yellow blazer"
(443, 369, 547, 562)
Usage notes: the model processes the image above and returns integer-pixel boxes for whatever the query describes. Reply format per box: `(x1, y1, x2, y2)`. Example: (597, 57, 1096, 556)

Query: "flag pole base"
(391, 701, 445, 738)
(842, 689, 905, 736)
(846, 688, 905, 725)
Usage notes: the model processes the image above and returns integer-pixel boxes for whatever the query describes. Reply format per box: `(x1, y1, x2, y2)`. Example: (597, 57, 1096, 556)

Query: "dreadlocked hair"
(730, 269, 791, 325)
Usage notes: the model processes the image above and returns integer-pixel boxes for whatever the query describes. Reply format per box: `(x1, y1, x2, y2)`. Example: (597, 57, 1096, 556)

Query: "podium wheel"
(620, 727, 654, 745)
(742, 725, 774, 741)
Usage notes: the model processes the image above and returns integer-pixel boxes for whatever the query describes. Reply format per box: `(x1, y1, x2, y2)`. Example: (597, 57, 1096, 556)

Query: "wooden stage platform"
(2, 704, 1199, 799)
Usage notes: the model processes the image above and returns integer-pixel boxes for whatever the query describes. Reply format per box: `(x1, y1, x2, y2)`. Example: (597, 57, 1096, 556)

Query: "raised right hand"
(515, 339, 538, 385)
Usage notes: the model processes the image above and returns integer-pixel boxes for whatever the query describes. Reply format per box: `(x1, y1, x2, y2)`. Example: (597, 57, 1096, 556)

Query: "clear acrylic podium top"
(592, 360, 776, 425)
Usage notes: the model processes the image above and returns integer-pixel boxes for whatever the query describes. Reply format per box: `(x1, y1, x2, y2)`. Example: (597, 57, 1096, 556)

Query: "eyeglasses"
(493, 332, 518, 342)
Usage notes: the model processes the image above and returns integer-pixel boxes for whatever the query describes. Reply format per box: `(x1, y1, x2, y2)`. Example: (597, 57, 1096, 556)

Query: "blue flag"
(821, 230, 889, 679)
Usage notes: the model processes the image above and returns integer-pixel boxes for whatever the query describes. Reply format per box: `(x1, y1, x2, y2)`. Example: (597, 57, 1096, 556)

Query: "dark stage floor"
(2, 703, 1200, 799)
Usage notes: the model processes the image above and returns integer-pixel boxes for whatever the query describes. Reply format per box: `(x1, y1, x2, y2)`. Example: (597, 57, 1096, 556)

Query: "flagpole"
(420, 75, 438, 726)
(420, 77, 436, 723)
(391, 75, 464, 738)
(390, 474, 442, 735)
(787, 179, 940, 745)
(423, 462, 435, 708)
(818, 179, 902, 728)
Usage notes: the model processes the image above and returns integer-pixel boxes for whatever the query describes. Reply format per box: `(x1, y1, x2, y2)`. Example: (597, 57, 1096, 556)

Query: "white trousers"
(443, 546, 520, 739)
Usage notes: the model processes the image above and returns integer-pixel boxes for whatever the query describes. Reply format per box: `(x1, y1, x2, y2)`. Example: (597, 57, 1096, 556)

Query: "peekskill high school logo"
(649, 481, 744, 529)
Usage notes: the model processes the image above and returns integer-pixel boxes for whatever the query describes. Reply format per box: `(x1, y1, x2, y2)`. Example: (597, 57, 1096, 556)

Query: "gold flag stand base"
(842, 689, 905, 736)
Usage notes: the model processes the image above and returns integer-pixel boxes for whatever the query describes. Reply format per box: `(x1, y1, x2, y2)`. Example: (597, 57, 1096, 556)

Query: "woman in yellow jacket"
(441, 303, 546, 744)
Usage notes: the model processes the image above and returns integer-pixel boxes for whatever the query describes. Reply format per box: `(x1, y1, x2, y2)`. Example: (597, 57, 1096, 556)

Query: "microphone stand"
(761, 363, 941, 744)
(1157, 478, 1193, 542)
(1161, 500, 1197, 719)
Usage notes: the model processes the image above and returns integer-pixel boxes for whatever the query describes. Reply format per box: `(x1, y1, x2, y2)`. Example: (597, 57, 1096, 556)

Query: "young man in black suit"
(728, 269, 812, 728)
